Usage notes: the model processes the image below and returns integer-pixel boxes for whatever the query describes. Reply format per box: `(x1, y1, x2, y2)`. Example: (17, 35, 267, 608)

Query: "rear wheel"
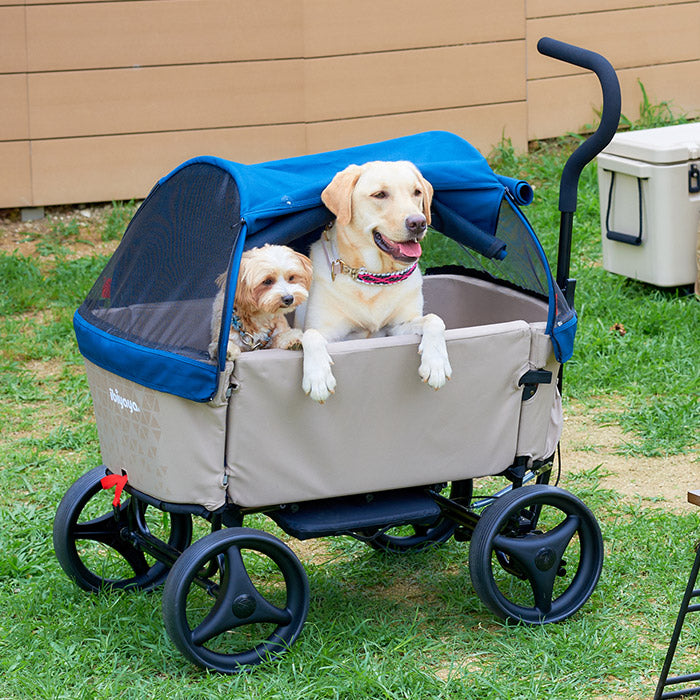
(468, 484, 603, 624)
(53, 466, 192, 592)
(364, 480, 473, 553)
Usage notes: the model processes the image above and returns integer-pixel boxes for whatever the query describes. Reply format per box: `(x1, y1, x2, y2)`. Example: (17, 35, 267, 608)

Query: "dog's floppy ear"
(233, 252, 257, 313)
(321, 164, 362, 226)
(408, 163, 434, 226)
(295, 251, 313, 288)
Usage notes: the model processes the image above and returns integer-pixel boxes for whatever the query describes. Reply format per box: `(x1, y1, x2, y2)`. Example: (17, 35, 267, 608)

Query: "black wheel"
(53, 466, 192, 592)
(162, 527, 309, 673)
(468, 484, 603, 624)
(364, 480, 473, 553)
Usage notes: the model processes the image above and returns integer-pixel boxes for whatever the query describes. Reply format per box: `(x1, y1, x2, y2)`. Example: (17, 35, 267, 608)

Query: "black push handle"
(537, 37, 621, 213)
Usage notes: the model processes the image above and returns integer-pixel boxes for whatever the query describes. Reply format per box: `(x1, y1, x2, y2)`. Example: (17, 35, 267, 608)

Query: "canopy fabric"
(161, 131, 506, 248)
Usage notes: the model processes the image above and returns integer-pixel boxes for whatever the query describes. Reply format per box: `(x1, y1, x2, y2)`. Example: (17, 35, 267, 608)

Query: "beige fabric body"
(84, 358, 233, 510)
(84, 275, 562, 511)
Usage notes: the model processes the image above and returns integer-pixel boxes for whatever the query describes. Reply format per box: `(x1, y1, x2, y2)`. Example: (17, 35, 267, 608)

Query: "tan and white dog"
(209, 244, 312, 361)
(301, 160, 452, 402)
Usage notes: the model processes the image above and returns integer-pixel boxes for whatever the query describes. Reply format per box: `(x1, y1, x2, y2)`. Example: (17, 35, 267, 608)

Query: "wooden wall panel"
(305, 42, 524, 122)
(529, 4, 700, 79)
(0, 6, 27, 73)
(528, 0, 691, 18)
(28, 60, 306, 139)
(0, 74, 29, 140)
(306, 103, 528, 157)
(30, 125, 307, 206)
(26, 1, 303, 71)
(0, 142, 32, 209)
(302, 0, 523, 56)
(528, 61, 700, 141)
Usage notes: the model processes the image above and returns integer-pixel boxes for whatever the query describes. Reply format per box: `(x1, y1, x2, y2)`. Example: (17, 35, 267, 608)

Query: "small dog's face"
(235, 244, 312, 316)
(321, 160, 433, 265)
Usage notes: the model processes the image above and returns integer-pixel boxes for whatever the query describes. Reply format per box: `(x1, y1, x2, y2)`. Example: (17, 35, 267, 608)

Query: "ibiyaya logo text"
(109, 387, 141, 414)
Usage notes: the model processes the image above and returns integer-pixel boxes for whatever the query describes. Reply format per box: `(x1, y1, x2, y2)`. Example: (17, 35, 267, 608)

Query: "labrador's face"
(322, 160, 433, 265)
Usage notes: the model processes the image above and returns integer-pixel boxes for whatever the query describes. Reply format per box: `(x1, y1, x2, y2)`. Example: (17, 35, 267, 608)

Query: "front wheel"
(162, 527, 309, 673)
(468, 484, 603, 624)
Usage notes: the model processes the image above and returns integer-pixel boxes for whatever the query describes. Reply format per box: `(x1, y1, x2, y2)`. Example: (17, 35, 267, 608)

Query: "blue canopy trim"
(74, 311, 218, 402)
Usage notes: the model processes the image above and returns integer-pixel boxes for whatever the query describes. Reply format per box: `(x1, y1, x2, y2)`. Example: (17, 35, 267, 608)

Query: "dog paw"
(276, 328, 304, 351)
(418, 338, 452, 390)
(226, 342, 242, 361)
(302, 364, 337, 403)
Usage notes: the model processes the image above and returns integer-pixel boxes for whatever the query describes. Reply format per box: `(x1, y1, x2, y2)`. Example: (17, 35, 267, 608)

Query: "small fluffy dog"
(301, 160, 452, 402)
(209, 244, 312, 361)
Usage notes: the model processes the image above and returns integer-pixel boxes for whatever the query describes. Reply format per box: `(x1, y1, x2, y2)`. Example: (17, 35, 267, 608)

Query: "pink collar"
(322, 230, 418, 286)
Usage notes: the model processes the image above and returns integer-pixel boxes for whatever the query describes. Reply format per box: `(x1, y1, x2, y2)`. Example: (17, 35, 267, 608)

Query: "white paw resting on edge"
(301, 328, 337, 403)
(417, 313, 452, 390)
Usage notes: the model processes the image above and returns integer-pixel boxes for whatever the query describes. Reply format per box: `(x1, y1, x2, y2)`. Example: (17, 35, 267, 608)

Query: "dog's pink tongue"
(397, 240, 422, 259)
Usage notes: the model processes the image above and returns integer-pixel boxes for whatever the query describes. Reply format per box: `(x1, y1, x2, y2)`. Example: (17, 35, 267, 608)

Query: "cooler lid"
(601, 123, 700, 164)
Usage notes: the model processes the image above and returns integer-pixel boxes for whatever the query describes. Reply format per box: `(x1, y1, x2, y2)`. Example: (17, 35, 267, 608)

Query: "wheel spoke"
(190, 545, 291, 647)
(71, 509, 153, 578)
(493, 514, 581, 616)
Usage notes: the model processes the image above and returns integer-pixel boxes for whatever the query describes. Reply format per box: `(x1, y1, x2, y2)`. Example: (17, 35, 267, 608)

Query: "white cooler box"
(597, 123, 700, 287)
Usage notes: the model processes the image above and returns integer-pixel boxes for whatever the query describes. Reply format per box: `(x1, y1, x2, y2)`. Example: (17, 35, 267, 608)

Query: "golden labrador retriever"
(301, 160, 452, 402)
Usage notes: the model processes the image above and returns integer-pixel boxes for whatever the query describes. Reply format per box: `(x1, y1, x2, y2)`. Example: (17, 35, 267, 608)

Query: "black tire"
(365, 480, 473, 553)
(468, 484, 603, 624)
(162, 527, 309, 673)
(53, 466, 192, 592)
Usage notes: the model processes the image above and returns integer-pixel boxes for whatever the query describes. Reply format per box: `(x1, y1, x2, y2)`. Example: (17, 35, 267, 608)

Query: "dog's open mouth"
(373, 231, 422, 263)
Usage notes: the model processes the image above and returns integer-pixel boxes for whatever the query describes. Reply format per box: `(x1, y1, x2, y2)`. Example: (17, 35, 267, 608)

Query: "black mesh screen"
(78, 163, 242, 361)
(428, 197, 573, 328)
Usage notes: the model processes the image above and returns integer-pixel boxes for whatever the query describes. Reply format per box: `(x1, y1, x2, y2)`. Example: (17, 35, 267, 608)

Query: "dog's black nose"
(281, 295, 294, 307)
(405, 215, 427, 235)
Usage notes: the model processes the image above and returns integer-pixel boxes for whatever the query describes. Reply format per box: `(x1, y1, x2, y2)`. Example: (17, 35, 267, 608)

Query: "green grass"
(1, 107, 699, 697)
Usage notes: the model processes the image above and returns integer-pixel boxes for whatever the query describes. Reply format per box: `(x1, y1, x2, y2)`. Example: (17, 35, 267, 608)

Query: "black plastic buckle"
(519, 369, 553, 401)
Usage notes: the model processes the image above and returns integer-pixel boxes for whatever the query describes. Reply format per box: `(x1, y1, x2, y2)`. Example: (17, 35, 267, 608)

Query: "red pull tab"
(100, 472, 128, 507)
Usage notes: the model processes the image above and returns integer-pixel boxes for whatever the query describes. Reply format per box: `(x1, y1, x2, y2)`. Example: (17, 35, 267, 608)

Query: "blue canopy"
(74, 131, 575, 402)
(161, 131, 506, 249)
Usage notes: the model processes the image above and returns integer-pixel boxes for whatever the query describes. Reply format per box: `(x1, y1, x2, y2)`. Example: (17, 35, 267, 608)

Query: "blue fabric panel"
(551, 313, 578, 364)
(160, 131, 505, 240)
(74, 311, 218, 402)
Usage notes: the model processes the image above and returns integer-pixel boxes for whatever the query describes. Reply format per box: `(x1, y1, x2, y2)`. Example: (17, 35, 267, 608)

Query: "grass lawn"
(0, 127, 698, 699)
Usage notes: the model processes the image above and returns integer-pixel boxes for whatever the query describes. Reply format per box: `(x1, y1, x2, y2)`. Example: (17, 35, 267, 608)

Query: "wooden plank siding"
(1, 0, 698, 207)
(527, 2, 700, 139)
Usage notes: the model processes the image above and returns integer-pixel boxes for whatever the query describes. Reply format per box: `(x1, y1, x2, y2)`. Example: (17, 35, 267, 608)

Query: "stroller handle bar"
(537, 37, 621, 296)
(537, 37, 621, 214)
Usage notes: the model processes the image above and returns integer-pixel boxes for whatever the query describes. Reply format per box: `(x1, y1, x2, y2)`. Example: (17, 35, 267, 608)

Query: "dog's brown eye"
(262, 278, 274, 286)
(414, 189, 422, 197)
(371, 191, 387, 199)
(288, 275, 296, 282)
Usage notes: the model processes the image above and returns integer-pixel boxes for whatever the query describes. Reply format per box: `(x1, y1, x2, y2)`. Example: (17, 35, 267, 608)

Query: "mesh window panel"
(428, 197, 572, 326)
(78, 163, 241, 362)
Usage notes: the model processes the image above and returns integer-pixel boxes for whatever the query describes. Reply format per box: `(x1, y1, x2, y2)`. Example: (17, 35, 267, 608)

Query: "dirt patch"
(560, 402, 698, 514)
(0, 205, 121, 260)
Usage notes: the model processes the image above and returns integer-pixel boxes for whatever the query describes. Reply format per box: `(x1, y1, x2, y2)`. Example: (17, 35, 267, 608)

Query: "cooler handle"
(604, 171, 645, 246)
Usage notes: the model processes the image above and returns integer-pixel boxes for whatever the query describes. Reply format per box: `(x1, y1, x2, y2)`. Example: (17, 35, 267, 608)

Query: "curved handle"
(537, 37, 621, 213)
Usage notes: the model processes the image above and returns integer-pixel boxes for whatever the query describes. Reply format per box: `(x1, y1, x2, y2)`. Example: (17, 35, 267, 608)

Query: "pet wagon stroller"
(53, 39, 621, 673)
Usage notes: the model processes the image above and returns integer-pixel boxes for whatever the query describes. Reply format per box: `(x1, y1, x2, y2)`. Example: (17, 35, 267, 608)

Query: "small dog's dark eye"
(263, 278, 274, 286)
(414, 189, 422, 197)
(371, 191, 387, 199)
(288, 275, 296, 283)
